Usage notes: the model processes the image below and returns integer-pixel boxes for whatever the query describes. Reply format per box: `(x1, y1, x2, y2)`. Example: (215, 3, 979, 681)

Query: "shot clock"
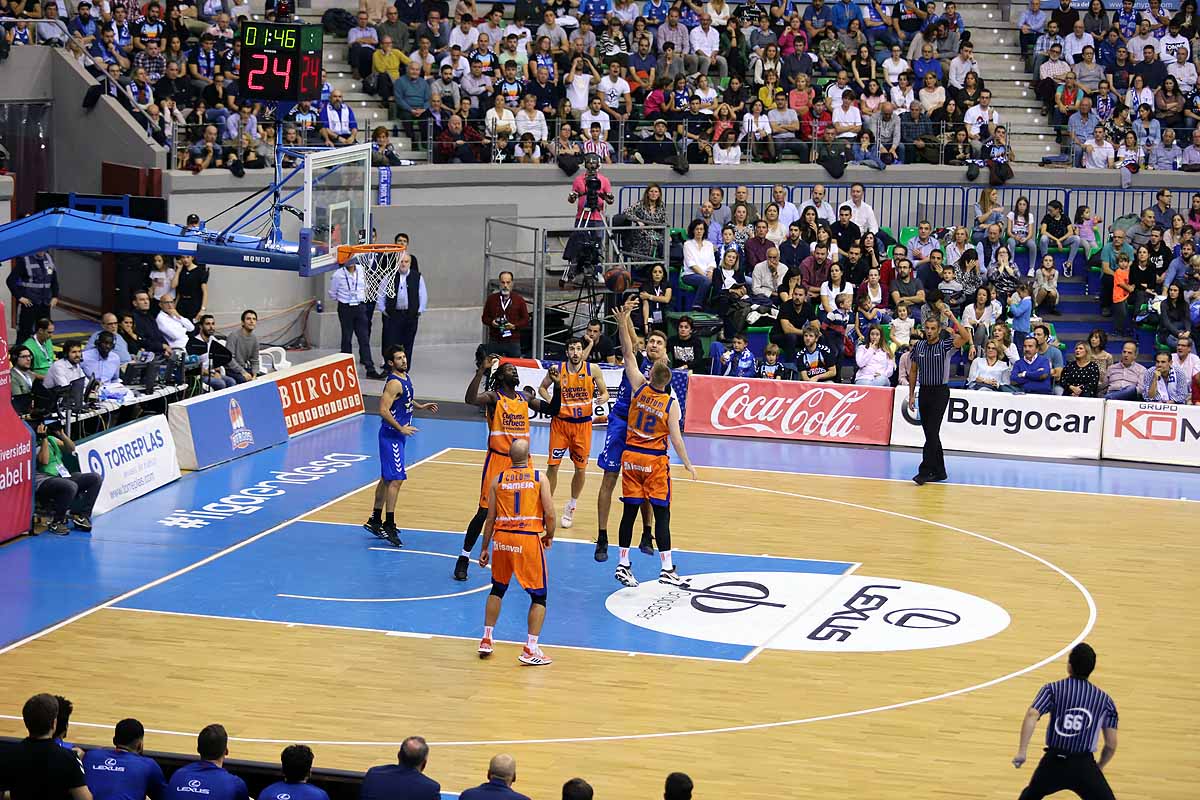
(238, 21, 323, 102)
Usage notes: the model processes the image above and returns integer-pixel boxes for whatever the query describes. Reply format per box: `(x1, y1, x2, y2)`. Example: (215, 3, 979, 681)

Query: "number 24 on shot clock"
(238, 21, 323, 102)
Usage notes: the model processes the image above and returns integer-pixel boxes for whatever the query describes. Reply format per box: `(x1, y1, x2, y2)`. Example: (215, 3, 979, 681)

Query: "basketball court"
(0, 415, 1195, 799)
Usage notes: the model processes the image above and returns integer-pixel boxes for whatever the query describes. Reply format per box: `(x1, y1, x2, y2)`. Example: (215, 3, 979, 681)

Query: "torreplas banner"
(78, 415, 180, 515)
(1102, 400, 1200, 467)
(684, 376, 894, 445)
(890, 388, 1105, 459)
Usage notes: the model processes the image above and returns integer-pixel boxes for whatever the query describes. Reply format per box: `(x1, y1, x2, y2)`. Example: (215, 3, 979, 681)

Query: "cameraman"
(34, 421, 103, 535)
(568, 152, 613, 226)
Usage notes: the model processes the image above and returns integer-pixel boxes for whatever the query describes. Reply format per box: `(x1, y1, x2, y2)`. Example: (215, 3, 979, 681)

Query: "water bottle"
(315, 300, 324, 313)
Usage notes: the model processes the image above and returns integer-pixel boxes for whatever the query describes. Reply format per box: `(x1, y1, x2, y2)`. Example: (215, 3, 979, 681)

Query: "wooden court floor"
(1, 447, 1195, 799)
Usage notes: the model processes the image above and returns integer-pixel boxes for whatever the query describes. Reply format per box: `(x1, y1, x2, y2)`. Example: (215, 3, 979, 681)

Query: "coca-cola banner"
(684, 376, 894, 445)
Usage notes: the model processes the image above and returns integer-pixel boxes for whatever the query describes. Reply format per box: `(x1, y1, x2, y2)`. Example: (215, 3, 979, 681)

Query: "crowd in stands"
(1020, 0, 1200, 180)
(608, 180, 1200, 402)
(0, 693, 697, 800)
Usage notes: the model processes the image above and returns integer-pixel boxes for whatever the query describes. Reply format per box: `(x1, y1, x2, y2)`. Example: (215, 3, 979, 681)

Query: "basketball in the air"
(604, 268, 630, 293)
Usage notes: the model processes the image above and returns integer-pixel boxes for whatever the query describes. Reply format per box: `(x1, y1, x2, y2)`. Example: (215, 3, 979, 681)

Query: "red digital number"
(273, 55, 292, 90)
(247, 52, 269, 90)
(299, 54, 320, 97)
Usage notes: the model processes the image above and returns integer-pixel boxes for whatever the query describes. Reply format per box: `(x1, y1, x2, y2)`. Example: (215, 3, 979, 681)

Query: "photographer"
(34, 421, 103, 535)
(480, 271, 530, 358)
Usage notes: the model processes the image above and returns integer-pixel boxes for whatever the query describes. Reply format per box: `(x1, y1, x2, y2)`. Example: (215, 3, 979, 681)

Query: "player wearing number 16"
(612, 303, 696, 589)
(1012, 642, 1119, 800)
(477, 439, 556, 666)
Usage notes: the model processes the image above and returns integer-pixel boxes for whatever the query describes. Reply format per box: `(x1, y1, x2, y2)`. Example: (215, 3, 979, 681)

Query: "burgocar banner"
(503, 359, 689, 423)
(1102, 400, 1200, 467)
(890, 389, 1104, 459)
(78, 415, 180, 515)
(684, 376, 894, 445)
(268, 354, 364, 436)
(0, 299, 34, 542)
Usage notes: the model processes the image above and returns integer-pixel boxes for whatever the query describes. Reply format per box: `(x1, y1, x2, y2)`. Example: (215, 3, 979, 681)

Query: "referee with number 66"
(1013, 642, 1118, 800)
(906, 297, 970, 486)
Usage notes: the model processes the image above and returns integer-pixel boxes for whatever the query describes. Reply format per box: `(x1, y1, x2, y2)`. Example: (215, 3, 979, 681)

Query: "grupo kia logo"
(708, 383, 869, 438)
(605, 571, 1009, 653)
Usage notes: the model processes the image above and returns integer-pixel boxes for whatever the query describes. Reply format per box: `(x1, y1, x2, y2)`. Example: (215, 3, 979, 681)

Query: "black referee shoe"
(912, 472, 929, 486)
(453, 555, 470, 581)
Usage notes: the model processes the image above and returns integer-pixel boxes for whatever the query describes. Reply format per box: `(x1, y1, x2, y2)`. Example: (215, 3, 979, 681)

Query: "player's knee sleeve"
(530, 591, 546, 607)
(490, 581, 509, 598)
(618, 502, 639, 547)
(654, 504, 671, 552)
(463, 508, 488, 550)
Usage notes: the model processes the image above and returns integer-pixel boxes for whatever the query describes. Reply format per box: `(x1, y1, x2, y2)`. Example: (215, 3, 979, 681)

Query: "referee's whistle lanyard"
(342, 267, 361, 303)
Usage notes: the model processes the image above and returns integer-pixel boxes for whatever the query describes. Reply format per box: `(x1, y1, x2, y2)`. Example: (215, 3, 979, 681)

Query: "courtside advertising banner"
(268, 354, 364, 436)
(168, 380, 289, 470)
(1102, 400, 1200, 467)
(684, 376, 894, 445)
(889, 389, 1104, 459)
(77, 415, 180, 515)
(0, 300, 34, 541)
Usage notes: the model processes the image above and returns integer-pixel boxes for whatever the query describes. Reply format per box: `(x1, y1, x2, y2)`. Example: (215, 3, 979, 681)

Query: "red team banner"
(684, 375, 894, 445)
(269, 354, 365, 436)
(0, 300, 34, 541)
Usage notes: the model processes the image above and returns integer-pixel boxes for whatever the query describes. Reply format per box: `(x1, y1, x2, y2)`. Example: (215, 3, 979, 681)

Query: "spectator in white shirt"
(689, 14, 727, 77)
(43, 342, 86, 389)
(1172, 336, 1200, 382)
(1062, 20, 1093, 64)
(448, 13, 479, 52)
(156, 295, 195, 350)
(771, 184, 800, 229)
(846, 182, 881, 237)
(1082, 126, 1115, 169)
(964, 90, 1001, 147)
(832, 91, 863, 139)
(681, 219, 717, 309)
(947, 42, 979, 90)
(1168, 47, 1197, 93)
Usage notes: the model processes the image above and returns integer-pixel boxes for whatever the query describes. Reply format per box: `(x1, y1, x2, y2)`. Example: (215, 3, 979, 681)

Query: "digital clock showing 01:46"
(238, 21, 324, 102)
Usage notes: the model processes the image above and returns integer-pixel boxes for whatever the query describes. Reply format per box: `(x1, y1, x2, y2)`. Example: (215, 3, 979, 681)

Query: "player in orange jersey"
(454, 356, 561, 582)
(611, 304, 696, 588)
(477, 438, 556, 665)
(538, 337, 609, 529)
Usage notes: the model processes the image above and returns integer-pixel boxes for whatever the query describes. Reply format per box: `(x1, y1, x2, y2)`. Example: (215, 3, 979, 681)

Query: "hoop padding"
(338, 244, 409, 301)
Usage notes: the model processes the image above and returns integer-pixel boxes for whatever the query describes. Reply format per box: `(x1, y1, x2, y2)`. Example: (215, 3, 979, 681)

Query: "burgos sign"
(267, 354, 364, 436)
(606, 571, 1010, 653)
(1102, 400, 1200, 467)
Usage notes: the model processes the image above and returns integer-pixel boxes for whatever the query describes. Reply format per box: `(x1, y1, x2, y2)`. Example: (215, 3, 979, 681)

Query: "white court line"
(102, 606, 738, 665)
(427, 451, 1200, 505)
(0, 447, 454, 657)
(739, 562, 862, 664)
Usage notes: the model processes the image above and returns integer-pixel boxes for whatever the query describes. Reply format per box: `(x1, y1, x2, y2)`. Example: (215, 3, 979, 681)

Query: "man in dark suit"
(359, 737, 439, 800)
(458, 755, 529, 800)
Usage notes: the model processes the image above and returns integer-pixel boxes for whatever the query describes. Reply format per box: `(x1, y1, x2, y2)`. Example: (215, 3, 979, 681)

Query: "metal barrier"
(616, 182, 1184, 240)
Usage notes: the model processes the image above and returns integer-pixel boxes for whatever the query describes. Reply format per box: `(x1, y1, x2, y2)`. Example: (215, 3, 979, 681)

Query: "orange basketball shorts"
(620, 448, 671, 507)
(548, 417, 592, 467)
(479, 449, 514, 508)
(489, 530, 548, 595)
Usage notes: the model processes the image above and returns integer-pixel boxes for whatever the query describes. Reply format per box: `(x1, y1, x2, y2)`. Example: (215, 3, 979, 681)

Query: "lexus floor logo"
(605, 571, 1009, 653)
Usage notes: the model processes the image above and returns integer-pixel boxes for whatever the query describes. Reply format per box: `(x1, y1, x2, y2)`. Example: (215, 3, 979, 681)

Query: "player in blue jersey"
(83, 719, 167, 800)
(594, 296, 669, 562)
(364, 345, 438, 547)
(258, 746, 330, 800)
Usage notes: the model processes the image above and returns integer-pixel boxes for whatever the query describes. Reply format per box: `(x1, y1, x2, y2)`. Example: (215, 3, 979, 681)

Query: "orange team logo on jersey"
(489, 392, 530, 455)
(558, 362, 596, 419)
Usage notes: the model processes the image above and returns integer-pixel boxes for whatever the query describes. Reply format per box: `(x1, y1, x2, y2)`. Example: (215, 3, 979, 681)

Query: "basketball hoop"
(337, 243, 408, 301)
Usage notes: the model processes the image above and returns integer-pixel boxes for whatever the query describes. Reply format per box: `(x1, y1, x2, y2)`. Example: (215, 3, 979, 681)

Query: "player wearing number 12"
(1012, 642, 1119, 800)
(612, 303, 696, 588)
(477, 439, 556, 666)
(539, 337, 608, 529)
(363, 345, 438, 547)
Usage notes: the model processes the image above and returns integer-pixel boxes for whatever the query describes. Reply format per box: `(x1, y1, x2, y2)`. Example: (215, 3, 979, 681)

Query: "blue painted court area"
(3, 412, 1199, 653)
(114, 521, 852, 661)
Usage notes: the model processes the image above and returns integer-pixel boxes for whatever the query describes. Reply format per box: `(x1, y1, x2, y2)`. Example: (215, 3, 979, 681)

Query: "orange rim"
(336, 243, 408, 264)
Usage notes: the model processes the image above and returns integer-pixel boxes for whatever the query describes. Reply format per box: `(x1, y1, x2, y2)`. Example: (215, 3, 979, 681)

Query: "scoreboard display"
(238, 21, 323, 102)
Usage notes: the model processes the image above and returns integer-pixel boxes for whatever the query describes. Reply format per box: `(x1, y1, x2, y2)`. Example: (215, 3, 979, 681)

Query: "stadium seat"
(898, 226, 919, 247)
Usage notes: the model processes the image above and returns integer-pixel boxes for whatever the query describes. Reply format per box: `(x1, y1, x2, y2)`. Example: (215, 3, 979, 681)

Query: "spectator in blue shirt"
(459, 755, 529, 800)
(394, 60, 433, 149)
(1010, 336, 1053, 393)
(643, 0, 670, 27)
(69, 2, 100, 46)
(804, 0, 835, 38)
(259, 746, 329, 800)
(360, 737, 439, 800)
(830, 0, 864, 30)
(1007, 284, 1033, 342)
(713, 333, 757, 376)
(83, 719, 167, 800)
(82, 332, 122, 384)
(165, 726, 248, 800)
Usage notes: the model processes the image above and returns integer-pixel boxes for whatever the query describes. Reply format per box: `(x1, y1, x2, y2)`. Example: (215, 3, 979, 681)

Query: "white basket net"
(339, 246, 405, 301)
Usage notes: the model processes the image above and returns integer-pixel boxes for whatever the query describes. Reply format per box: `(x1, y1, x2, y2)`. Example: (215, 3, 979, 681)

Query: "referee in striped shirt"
(906, 299, 970, 485)
(1013, 643, 1119, 800)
